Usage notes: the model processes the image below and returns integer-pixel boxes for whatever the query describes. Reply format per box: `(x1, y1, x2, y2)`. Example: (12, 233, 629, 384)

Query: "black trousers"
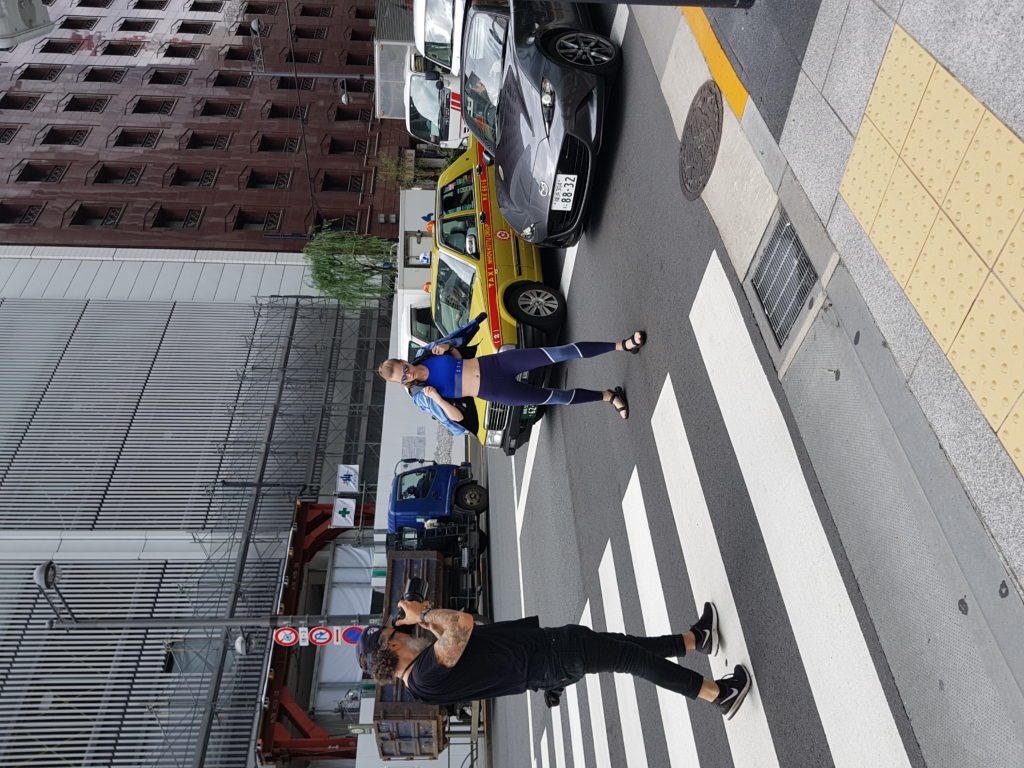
(533, 625, 705, 700)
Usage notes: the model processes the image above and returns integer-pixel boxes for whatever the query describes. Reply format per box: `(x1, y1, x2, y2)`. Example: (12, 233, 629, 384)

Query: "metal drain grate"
(751, 211, 818, 346)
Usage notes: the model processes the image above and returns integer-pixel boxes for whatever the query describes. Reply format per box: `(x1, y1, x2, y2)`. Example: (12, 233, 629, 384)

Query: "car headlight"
(520, 224, 536, 241)
(485, 429, 505, 447)
(540, 78, 555, 134)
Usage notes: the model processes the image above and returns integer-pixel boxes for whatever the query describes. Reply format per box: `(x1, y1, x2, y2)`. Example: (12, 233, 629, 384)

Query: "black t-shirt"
(404, 617, 549, 704)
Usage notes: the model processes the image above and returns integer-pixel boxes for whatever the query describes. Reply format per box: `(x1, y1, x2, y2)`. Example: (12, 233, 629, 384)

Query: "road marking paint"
(611, 5, 630, 46)
(580, 602, 613, 768)
(539, 729, 550, 768)
(565, 682, 588, 768)
(681, 8, 748, 118)
(550, 702, 567, 768)
(598, 542, 649, 768)
(620, 469, 703, 768)
(560, 241, 580, 298)
(690, 253, 911, 768)
(651, 377, 780, 767)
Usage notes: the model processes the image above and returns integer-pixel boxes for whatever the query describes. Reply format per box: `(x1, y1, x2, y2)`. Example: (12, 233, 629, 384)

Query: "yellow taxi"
(429, 136, 566, 454)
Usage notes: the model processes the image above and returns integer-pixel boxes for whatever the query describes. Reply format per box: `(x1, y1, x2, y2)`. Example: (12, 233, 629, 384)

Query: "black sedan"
(460, 1, 620, 247)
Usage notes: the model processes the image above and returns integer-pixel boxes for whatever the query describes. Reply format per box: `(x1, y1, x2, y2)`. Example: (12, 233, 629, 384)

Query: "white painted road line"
(598, 542, 650, 768)
(559, 242, 580, 298)
(652, 375, 781, 768)
(690, 253, 911, 768)
(621, 469, 701, 768)
(581, 602, 613, 768)
(565, 682, 588, 768)
(611, 5, 630, 46)
(539, 729, 550, 768)
(550, 703, 567, 768)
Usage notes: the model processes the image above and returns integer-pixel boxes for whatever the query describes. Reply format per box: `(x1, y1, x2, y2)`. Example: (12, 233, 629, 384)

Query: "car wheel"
(506, 282, 566, 332)
(550, 30, 621, 76)
(455, 482, 488, 512)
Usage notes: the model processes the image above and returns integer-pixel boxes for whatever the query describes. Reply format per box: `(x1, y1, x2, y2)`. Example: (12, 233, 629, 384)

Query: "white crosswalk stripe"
(690, 253, 911, 768)
(550, 704, 567, 768)
(580, 603, 614, 768)
(564, 681, 588, 768)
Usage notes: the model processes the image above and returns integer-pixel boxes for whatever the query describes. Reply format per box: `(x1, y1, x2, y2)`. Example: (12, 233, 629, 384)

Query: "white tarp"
(331, 497, 357, 528)
(336, 464, 360, 494)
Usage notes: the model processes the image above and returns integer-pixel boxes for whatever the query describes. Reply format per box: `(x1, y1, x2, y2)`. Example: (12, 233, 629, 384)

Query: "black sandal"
(622, 330, 647, 355)
(609, 387, 629, 420)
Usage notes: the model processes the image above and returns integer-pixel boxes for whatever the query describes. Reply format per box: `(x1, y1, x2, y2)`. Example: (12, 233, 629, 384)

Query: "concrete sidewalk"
(627, 2, 1024, 765)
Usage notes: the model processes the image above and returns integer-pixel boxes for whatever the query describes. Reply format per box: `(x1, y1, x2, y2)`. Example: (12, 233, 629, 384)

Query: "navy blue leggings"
(475, 342, 616, 406)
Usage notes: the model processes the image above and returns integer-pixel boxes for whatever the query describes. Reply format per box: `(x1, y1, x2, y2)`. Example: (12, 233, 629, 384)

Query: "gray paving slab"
(898, 0, 1024, 137)
(871, 0, 904, 19)
(780, 70, 854, 220)
(803, 0, 851, 90)
(822, 0, 894, 134)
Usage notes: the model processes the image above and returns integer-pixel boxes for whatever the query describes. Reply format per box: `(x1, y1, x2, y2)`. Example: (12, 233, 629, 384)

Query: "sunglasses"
(400, 364, 410, 385)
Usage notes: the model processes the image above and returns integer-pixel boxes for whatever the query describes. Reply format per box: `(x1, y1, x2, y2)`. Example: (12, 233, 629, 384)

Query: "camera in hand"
(391, 577, 427, 625)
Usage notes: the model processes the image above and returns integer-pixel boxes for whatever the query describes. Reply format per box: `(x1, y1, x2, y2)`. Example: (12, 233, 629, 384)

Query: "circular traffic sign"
(309, 626, 333, 646)
(274, 627, 299, 647)
(341, 626, 364, 645)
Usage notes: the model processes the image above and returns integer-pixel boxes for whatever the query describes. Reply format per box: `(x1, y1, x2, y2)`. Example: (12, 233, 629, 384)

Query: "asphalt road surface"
(484, 8, 923, 768)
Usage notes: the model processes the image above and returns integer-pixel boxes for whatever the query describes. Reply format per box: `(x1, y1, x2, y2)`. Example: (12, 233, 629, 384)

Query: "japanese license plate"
(551, 174, 578, 212)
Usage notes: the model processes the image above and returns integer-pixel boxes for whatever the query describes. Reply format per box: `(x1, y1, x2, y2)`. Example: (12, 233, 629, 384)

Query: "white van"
(405, 62, 468, 148)
(413, 0, 466, 75)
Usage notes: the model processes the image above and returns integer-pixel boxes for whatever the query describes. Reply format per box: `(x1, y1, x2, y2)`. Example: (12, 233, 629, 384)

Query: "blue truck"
(387, 459, 487, 533)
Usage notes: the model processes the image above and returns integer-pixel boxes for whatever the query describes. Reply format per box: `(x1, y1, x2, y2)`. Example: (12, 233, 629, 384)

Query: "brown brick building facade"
(0, 0, 412, 250)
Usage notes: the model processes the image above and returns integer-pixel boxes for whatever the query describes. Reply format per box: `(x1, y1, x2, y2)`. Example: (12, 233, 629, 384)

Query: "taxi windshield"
(433, 253, 476, 334)
(408, 77, 449, 143)
(462, 12, 507, 148)
(423, 0, 455, 68)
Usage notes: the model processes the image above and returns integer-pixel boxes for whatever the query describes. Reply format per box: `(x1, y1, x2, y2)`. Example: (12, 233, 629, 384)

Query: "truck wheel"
(455, 482, 488, 512)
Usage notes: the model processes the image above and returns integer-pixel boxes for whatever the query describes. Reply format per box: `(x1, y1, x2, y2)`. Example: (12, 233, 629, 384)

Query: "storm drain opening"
(751, 210, 818, 347)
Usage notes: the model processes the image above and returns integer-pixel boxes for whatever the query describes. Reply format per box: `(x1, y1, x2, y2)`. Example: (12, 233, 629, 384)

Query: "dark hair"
(371, 645, 399, 685)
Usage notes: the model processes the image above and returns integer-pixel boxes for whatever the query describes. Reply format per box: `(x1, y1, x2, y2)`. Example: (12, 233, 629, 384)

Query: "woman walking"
(379, 330, 646, 423)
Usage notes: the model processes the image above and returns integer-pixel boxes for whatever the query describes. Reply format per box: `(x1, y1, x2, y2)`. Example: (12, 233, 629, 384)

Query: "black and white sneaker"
(689, 601, 719, 656)
(713, 665, 751, 720)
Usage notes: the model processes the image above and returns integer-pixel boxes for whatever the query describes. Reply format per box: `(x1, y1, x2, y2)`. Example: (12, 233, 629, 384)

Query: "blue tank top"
(422, 355, 463, 399)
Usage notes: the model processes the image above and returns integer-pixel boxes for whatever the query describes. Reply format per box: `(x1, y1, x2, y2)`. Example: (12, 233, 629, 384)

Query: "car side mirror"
(480, 150, 494, 167)
(424, 70, 441, 82)
(465, 234, 478, 255)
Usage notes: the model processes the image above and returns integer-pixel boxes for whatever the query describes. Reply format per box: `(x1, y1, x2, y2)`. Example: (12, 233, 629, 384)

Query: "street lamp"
(33, 560, 76, 622)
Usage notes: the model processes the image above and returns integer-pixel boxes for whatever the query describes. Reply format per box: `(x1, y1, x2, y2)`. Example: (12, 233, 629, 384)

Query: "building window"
(103, 41, 143, 56)
(343, 52, 374, 66)
(277, 76, 314, 90)
(243, 2, 279, 13)
(133, 98, 176, 115)
(224, 46, 256, 61)
(0, 93, 42, 110)
(19, 65, 64, 81)
(335, 105, 371, 122)
(352, 7, 373, 20)
(327, 137, 368, 155)
(0, 202, 43, 225)
(94, 165, 142, 185)
(119, 18, 156, 31)
(70, 204, 124, 227)
(153, 207, 204, 229)
(149, 69, 191, 85)
(350, 27, 373, 42)
(64, 95, 110, 113)
(16, 163, 69, 183)
(165, 44, 203, 58)
(321, 173, 363, 192)
(178, 21, 214, 34)
(199, 100, 243, 118)
(285, 49, 322, 63)
(41, 40, 84, 54)
(189, 0, 223, 10)
(267, 103, 308, 120)
(0, 126, 19, 144)
(186, 132, 230, 150)
(256, 135, 299, 152)
(133, 0, 167, 8)
(213, 71, 253, 87)
(60, 16, 99, 29)
(298, 4, 331, 16)
(247, 170, 291, 189)
(292, 26, 327, 39)
(314, 211, 357, 231)
(84, 67, 127, 83)
(77, 0, 111, 7)
(42, 127, 90, 145)
(234, 210, 282, 231)
(170, 167, 218, 187)
(113, 129, 159, 148)
(235, 22, 271, 36)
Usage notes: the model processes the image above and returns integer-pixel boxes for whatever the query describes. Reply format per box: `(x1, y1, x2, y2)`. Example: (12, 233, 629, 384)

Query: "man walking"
(358, 600, 751, 720)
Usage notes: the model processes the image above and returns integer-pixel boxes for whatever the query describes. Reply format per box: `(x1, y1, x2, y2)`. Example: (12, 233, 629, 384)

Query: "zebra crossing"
(512, 253, 913, 768)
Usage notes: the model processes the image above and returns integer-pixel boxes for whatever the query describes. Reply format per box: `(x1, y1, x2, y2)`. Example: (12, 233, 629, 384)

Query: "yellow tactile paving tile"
(942, 112, 1024, 266)
(865, 27, 935, 153)
(870, 160, 939, 285)
(905, 212, 988, 351)
(840, 117, 899, 231)
(948, 275, 1024, 429)
(993, 212, 1024, 305)
(901, 66, 985, 203)
(997, 396, 1024, 475)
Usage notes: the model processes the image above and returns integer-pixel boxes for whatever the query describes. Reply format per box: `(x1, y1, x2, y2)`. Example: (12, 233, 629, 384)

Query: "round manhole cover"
(679, 80, 724, 201)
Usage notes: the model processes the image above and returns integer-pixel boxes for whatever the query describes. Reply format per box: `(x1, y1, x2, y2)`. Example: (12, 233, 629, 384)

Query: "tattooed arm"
(396, 601, 475, 668)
